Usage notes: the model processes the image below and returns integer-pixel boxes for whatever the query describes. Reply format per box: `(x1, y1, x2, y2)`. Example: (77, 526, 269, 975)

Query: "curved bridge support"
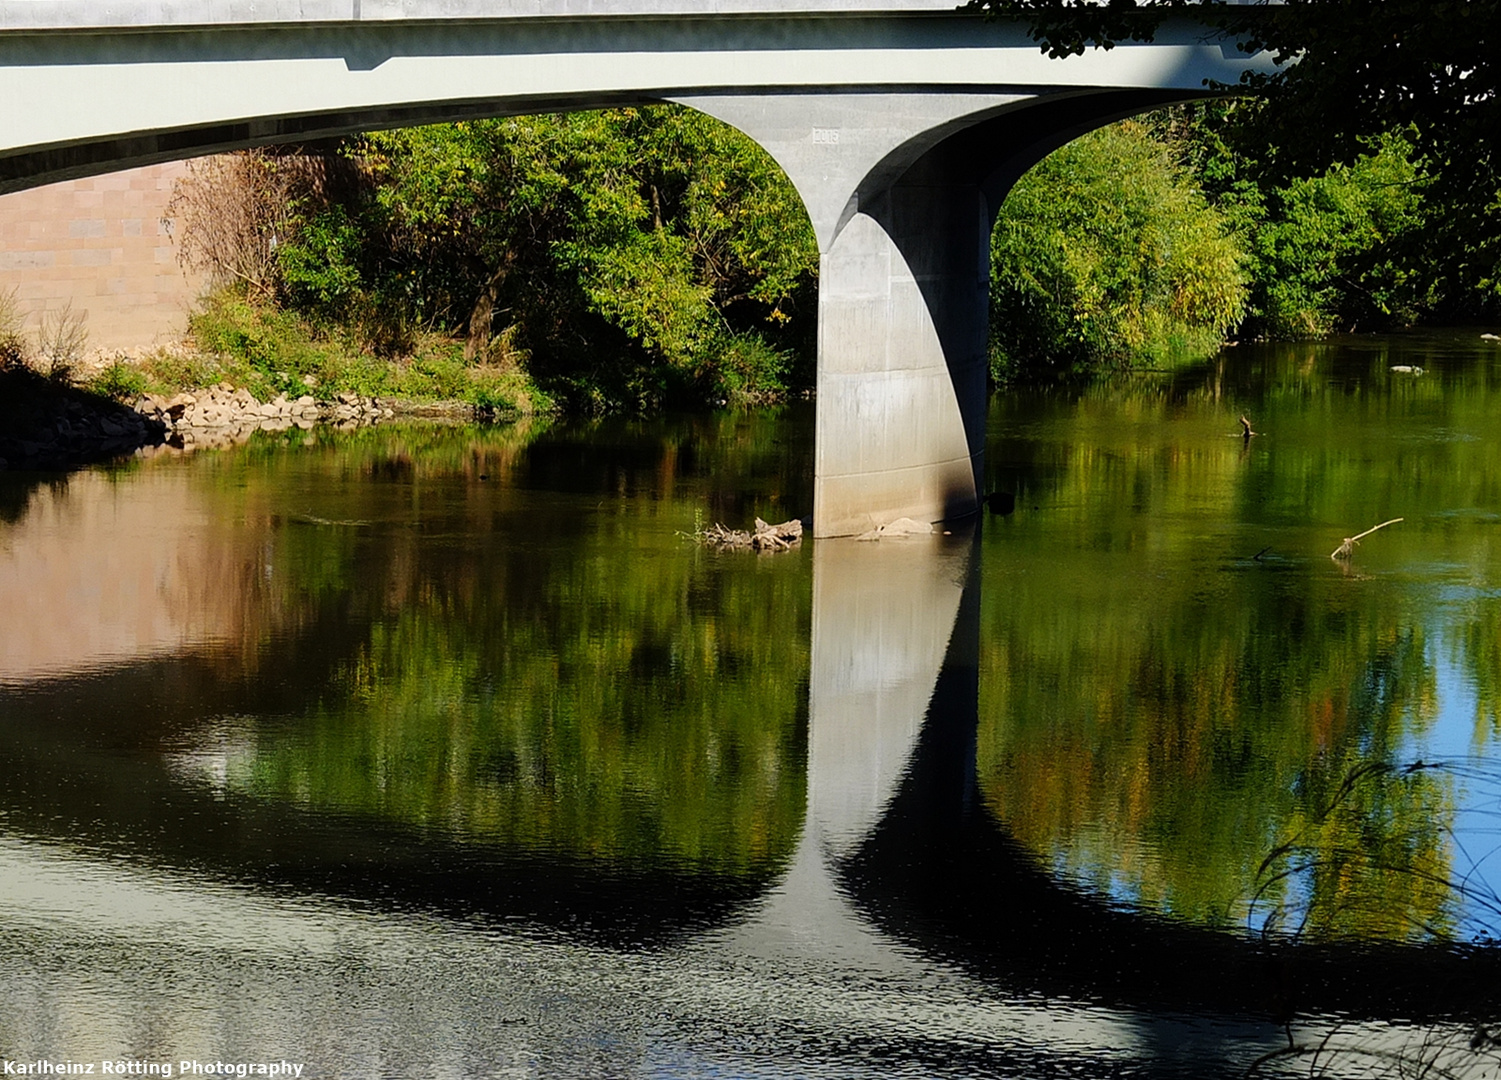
(679, 89, 1197, 536)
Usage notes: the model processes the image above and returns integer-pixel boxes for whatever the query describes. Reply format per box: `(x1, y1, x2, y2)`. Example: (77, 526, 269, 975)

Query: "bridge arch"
(681, 88, 1212, 534)
(0, 2, 1273, 533)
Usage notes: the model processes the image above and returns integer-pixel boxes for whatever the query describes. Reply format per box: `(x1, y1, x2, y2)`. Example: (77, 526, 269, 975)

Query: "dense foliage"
(988, 120, 1246, 380)
(965, 0, 1500, 168)
(250, 107, 819, 412)
(970, 0, 1501, 326)
(182, 291, 544, 413)
(984, 110, 1457, 381)
(174, 77, 1494, 402)
(1152, 108, 1443, 339)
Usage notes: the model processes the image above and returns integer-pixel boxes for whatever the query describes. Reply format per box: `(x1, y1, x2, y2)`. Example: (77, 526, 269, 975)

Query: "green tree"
(354, 107, 818, 410)
(275, 203, 366, 316)
(969, 0, 1501, 321)
(989, 119, 1246, 381)
(1147, 107, 1442, 337)
(1236, 133, 1434, 336)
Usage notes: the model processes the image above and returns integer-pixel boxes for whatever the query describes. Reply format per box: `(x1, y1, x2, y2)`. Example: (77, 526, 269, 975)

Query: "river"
(1, 331, 1499, 1078)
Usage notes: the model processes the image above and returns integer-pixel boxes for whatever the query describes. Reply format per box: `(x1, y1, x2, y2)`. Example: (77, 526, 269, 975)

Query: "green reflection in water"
(179, 414, 812, 876)
(979, 333, 1501, 943)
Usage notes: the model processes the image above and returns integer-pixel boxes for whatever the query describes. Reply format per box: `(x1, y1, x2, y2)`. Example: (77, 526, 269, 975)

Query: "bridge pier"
(677, 93, 1011, 536)
(678, 90, 1192, 536)
(813, 176, 989, 538)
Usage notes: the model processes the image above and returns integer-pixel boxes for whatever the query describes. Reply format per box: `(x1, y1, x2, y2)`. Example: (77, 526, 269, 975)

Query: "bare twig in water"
(1330, 518, 1403, 560)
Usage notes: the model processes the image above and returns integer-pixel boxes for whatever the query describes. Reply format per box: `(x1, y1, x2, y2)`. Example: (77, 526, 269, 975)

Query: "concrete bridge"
(0, 0, 1274, 535)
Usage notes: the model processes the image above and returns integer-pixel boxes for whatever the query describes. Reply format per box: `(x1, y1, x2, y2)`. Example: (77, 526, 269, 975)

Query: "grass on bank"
(84, 291, 552, 417)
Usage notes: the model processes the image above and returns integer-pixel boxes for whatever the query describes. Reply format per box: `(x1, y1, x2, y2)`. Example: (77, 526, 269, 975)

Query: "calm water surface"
(2, 333, 1500, 1078)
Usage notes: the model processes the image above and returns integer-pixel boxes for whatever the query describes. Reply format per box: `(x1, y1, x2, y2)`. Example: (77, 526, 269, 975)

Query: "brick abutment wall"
(0, 161, 208, 355)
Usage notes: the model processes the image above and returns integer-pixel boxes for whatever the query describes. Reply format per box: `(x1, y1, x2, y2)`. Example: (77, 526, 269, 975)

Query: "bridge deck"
(0, 0, 1268, 31)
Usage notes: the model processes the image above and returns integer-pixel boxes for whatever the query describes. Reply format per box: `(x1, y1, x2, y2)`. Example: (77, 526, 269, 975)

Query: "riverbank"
(0, 280, 556, 471)
(0, 362, 501, 472)
(0, 366, 164, 471)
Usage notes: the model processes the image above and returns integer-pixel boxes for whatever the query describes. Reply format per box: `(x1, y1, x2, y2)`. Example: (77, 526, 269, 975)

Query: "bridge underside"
(0, 9, 1263, 533)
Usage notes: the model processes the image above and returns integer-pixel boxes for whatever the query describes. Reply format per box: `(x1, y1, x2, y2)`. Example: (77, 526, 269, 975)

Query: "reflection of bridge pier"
(720, 531, 976, 971)
(806, 530, 977, 858)
(716, 530, 1313, 1073)
(3, 469, 1498, 1073)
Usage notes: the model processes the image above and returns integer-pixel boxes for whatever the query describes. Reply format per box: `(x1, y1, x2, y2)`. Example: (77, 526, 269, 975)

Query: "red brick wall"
(0, 162, 209, 354)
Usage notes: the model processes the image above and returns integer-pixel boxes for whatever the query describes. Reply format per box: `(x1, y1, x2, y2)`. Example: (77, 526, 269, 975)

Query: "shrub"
(180, 287, 552, 411)
(170, 150, 338, 304)
(135, 348, 223, 393)
(34, 302, 89, 381)
(275, 204, 366, 316)
(989, 120, 1247, 383)
(87, 359, 149, 402)
(1238, 134, 1433, 337)
(0, 287, 28, 371)
(468, 372, 548, 418)
(188, 290, 341, 398)
(703, 332, 794, 405)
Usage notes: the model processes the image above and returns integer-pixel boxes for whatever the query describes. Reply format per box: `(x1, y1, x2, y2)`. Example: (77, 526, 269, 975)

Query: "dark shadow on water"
(0, 366, 166, 472)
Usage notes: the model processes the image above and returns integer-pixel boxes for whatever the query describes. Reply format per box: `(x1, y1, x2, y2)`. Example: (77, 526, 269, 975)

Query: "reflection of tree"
(224, 549, 809, 874)
(176, 416, 810, 875)
(978, 340, 1501, 942)
(977, 575, 1452, 940)
(1457, 600, 1501, 739)
(1261, 757, 1455, 942)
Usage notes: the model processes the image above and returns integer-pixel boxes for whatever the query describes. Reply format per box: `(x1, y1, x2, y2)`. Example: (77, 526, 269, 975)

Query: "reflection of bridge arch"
(5, 466, 1499, 1072)
(1, 3, 1272, 535)
(794, 531, 1501, 1026)
(0, 421, 814, 948)
(0, 641, 794, 946)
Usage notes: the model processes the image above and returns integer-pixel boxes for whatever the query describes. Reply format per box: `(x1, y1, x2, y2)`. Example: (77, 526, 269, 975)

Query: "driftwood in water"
(1331, 517, 1403, 560)
(700, 517, 804, 552)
